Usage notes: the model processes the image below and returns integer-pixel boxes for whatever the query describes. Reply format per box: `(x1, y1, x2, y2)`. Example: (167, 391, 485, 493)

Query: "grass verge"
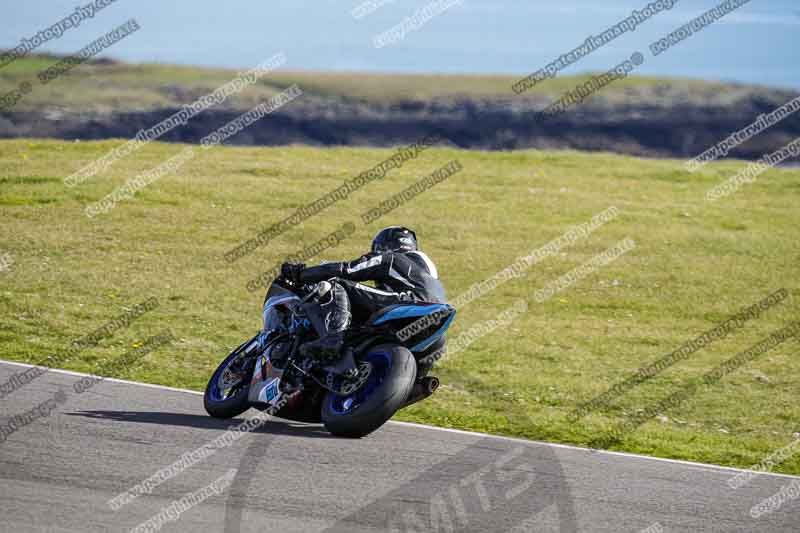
(0, 138, 798, 474)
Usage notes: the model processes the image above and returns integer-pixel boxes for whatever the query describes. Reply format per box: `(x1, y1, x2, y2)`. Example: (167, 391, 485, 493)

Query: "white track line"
(2, 358, 798, 481)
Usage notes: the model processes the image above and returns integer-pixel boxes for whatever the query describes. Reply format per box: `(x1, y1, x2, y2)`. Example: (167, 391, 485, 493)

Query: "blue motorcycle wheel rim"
(209, 351, 248, 403)
(328, 350, 392, 415)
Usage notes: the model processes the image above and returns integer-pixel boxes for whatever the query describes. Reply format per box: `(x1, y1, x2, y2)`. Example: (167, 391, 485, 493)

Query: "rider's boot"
(299, 280, 351, 364)
(299, 330, 346, 362)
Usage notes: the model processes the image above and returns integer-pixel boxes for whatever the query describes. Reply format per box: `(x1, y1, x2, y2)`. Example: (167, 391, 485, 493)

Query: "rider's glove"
(280, 262, 306, 284)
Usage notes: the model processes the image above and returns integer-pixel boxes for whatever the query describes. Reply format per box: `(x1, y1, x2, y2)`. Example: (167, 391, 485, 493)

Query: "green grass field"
(1, 138, 798, 474)
(0, 55, 761, 112)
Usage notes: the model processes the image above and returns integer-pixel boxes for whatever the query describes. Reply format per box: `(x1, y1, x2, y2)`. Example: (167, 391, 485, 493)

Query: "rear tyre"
(322, 344, 416, 438)
(204, 342, 254, 419)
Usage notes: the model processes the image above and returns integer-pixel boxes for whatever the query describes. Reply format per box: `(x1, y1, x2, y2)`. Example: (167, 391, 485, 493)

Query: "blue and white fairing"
(369, 302, 456, 353)
(247, 292, 301, 406)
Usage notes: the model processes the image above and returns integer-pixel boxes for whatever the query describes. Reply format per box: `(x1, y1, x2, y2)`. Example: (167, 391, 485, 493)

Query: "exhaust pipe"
(422, 376, 439, 394)
(400, 376, 439, 409)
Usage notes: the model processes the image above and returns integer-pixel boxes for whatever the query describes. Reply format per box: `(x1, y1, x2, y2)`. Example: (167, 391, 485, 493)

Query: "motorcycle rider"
(280, 226, 446, 369)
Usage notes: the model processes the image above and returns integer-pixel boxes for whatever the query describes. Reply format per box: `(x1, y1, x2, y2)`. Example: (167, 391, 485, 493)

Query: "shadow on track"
(67, 409, 337, 439)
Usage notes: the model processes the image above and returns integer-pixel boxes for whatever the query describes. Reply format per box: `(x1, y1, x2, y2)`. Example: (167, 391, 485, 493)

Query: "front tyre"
(204, 340, 254, 419)
(322, 344, 416, 438)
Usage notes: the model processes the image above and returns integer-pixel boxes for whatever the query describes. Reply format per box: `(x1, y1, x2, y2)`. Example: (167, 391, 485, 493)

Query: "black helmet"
(371, 226, 418, 253)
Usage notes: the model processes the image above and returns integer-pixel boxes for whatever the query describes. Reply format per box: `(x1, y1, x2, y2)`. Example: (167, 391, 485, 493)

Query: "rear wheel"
(204, 341, 255, 419)
(321, 344, 416, 438)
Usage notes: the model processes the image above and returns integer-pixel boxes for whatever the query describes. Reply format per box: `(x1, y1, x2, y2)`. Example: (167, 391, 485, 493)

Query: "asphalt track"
(0, 359, 797, 532)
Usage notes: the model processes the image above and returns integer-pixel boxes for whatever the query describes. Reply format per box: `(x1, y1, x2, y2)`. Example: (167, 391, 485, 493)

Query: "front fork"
(249, 333, 302, 407)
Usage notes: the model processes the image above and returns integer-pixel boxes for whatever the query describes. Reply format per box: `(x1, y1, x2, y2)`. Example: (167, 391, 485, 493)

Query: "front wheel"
(204, 339, 255, 419)
(322, 344, 416, 438)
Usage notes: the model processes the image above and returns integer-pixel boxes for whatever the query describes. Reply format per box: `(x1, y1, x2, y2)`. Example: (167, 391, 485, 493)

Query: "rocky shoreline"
(2, 88, 799, 161)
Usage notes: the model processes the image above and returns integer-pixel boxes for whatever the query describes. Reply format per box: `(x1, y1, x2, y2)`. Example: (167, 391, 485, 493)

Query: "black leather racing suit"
(297, 250, 446, 364)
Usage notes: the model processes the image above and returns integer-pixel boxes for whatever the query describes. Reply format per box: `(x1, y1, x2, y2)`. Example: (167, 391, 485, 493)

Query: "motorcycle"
(203, 275, 456, 437)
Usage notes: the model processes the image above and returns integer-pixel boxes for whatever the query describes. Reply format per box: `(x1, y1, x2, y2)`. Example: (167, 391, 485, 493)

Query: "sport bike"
(203, 276, 456, 437)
